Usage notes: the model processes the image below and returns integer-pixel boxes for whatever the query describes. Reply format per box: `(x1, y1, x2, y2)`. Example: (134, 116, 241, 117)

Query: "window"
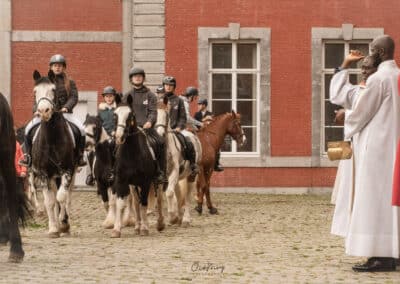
(322, 41, 370, 152)
(209, 41, 260, 155)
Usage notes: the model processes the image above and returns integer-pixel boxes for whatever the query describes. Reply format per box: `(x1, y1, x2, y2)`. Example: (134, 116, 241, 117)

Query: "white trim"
(198, 25, 270, 166)
(209, 41, 260, 156)
(0, 0, 11, 103)
(211, 187, 332, 195)
(311, 26, 384, 167)
(11, 31, 122, 42)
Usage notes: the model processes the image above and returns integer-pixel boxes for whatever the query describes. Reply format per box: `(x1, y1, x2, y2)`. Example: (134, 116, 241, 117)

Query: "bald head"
(371, 35, 395, 61)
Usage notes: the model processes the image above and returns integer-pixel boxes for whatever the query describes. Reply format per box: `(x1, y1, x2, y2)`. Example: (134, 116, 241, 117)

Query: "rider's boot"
(186, 140, 199, 178)
(155, 143, 168, 185)
(214, 151, 224, 172)
(18, 136, 32, 167)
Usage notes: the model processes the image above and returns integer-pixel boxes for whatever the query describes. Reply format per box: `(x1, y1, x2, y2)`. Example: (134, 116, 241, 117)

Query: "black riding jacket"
(166, 92, 186, 130)
(33, 74, 78, 113)
(122, 86, 157, 127)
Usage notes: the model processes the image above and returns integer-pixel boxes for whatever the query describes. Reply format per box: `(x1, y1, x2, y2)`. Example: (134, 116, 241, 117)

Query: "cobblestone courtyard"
(0, 191, 399, 283)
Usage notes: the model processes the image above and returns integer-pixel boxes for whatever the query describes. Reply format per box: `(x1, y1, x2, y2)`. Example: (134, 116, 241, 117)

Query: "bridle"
(116, 112, 140, 137)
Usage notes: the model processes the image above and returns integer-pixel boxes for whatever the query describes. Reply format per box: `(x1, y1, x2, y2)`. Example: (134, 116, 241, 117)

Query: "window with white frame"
(322, 40, 370, 152)
(209, 41, 260, 155)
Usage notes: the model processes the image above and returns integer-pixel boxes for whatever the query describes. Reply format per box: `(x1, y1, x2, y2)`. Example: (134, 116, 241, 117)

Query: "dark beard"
(373, 53, 382, 66)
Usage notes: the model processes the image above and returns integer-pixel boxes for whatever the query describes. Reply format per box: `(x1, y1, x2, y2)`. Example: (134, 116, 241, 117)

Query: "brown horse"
(196, 110, 246, 214)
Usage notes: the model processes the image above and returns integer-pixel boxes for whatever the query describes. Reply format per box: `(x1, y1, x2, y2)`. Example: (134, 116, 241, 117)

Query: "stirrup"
(18, 154, 31, 167)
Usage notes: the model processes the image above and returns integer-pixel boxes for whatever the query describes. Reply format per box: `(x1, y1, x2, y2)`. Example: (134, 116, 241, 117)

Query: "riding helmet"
(49, 54, 66, 67)
(129, 67, 145, 79)
(198, 98, 208, 106)
(184, 86, 199, 97)
(162, 76, 176, 87)
(156, 85, 165, 94)
(102, 86, 116, 96)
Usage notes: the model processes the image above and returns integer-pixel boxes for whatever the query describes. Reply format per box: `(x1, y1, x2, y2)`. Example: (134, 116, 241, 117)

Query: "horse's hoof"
(0, 238, 9, 246)
(134, 228, 140, 235)
(59, 223, 70, 233)
(123, 219, 135, 227)
(48, 231, 60, 238)
(209, 207, 219, 215)
(194, 205, 203, 215)
(111, 230, 121, 238)
(169, 216, 179, 225)
(140, 229, 149, 236)
(157, 222, 165, 232)
(8, 252, 24, 263)
(102, 221, 114, 229)
(181, 221, 190, 228)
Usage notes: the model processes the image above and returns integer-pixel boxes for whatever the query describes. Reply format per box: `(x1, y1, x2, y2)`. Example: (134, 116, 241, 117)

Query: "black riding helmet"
(102, 86, 116, 96)
(198, 98, 208, 106)
(156, 85, 165, 94)
(129, 67, 145, 79)
(162, 76, 176, 87)
(184, 86, 199, 97)
(49, 54, 66, 67)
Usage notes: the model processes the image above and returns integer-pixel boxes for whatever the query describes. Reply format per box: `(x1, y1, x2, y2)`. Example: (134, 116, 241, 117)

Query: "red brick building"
(1, 0, 398, 191)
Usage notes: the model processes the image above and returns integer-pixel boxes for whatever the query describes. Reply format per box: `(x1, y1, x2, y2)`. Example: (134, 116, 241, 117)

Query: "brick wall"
(12, 0, 122, 31)
(12, 43, 122, 125)
(165, 0, 400, 156)
(166, 0, 400, 188)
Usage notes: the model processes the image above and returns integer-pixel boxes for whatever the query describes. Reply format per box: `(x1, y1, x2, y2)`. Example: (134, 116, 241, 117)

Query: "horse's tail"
(0, 93, 30, 226)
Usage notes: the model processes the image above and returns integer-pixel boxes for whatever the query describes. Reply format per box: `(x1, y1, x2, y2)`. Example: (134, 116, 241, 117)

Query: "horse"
(0, 92, 29, 263)
(155, 100, 202, 227)
(196, 111, 246, 215)
(29, 70, 79, 238)
(84, 114, 135, 229)
(111, 101, 165, 238)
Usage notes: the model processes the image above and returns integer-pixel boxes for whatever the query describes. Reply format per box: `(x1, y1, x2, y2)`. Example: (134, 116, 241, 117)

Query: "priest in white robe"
(329, 54, 378, 238)
(344, 35, 400, 272)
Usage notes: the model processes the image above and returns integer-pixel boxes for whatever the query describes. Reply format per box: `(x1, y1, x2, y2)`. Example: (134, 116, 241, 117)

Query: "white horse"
(155, 104, 202, 227)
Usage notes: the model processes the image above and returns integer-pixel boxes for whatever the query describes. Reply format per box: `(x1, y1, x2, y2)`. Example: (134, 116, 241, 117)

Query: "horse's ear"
(115, 93, 122, 105)
(231, 110, 237, 118)
(33, 70, 41, 82)
(126, 94, 133, 106)
(48, 70, 56, 83)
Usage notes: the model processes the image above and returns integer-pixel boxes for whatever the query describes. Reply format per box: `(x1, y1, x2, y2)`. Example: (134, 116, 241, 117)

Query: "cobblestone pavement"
(0, 191, 399, 283)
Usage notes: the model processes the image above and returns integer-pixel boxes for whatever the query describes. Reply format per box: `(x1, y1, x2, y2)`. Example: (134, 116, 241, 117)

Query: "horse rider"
(182, 86, 203, 130)
(163, 76, 199, 177)
(121, 67, 167, 184)
(85, 86, 118, 186)
(194, 98, 224, 172)
(19, 54, 86, 167)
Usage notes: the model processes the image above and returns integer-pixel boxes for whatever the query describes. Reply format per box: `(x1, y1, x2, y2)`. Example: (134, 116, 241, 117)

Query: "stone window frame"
(311, 24, 384, 167)
(198, 24, 270, 167)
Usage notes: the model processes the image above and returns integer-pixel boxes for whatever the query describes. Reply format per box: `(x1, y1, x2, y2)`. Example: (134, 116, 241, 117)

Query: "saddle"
(144, 128, 164, 160)
(174, 131, 191, 161)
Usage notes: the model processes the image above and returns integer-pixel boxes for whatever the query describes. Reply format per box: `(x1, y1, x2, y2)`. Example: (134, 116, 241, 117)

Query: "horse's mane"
(84, 115, 101, 125)
(0, 93, 29, 225)
(197, 112, 231, 133)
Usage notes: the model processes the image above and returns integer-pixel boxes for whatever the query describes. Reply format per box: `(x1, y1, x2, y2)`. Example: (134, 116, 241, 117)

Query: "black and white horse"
(29, 70, 78, 238)
(84, 115, 135, 229)
(0, 92, 29, 262)
(111, 102, 165, 237)
(155, 104, 202, 227)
